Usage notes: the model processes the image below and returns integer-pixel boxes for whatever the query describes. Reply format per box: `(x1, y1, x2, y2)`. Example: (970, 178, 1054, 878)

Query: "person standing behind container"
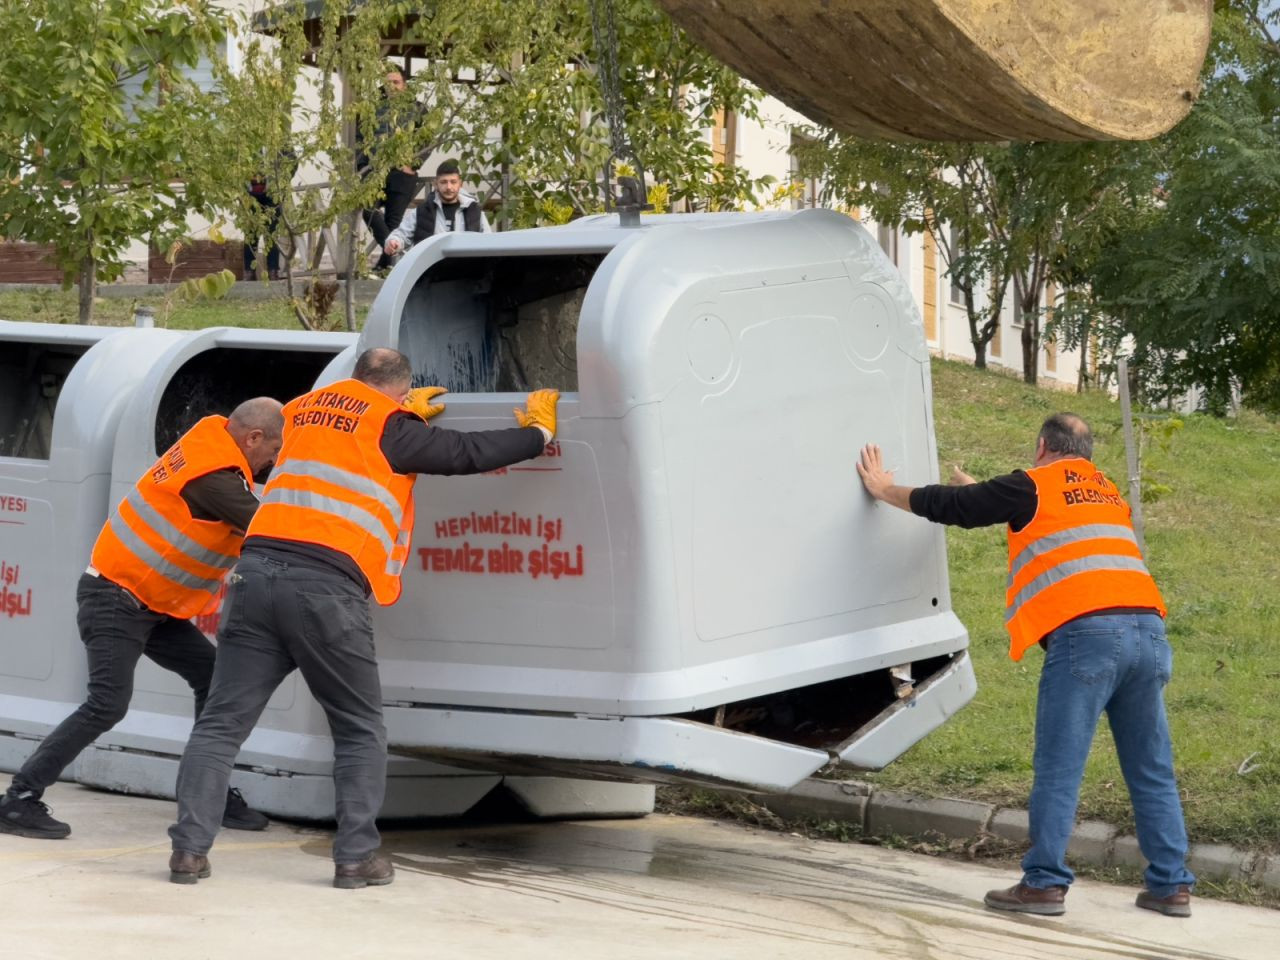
(359, 66, 422, 274)
(855, 413, 1196, 918)
(0, 399, 284, 840)
(167, 348, 558, 889)
(382, 158, 490, 259)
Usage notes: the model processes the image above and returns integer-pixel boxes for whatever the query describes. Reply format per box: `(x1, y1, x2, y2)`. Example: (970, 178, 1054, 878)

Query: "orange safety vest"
(248, 379, 416, 605)
(1005, 458, 1165, 661)
(91, 416, 253, 619)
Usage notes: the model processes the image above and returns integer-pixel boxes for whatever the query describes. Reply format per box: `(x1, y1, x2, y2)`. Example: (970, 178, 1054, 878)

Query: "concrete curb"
(749, 778, 1277, 893)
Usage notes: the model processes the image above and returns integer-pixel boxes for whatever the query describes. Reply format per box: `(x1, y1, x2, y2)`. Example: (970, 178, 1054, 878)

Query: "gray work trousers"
(168, 551, 387, 864)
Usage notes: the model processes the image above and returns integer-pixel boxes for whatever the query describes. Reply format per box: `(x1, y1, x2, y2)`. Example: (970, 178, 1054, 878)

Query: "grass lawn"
(861, 359, 1280, 853)
(0, 287, 364, 331)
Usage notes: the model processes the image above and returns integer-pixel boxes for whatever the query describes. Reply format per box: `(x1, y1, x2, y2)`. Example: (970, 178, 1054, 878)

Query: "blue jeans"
(1022, 612, 1195, 898)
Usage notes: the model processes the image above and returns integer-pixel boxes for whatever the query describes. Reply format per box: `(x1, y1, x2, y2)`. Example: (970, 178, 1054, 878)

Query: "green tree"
(790, 139, 1013, 371)
(197, 0, 448, 330)
(0, 0, 227, 324)
(1061, 1, 1280, 412)
(199, 0, 772, 331)
(791, 134, 1151, 384)
(446, 0, 770, 225)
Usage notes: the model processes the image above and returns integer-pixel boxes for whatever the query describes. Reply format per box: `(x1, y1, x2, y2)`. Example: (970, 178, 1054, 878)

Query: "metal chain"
(589, 0, 630, 162)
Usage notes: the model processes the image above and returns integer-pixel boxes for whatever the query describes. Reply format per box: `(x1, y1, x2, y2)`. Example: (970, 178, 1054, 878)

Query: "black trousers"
(243, 190, 282, 275)
(10, 573, 216, 798)
(362, 168, 418, 268)
(169, 551, 386, 863)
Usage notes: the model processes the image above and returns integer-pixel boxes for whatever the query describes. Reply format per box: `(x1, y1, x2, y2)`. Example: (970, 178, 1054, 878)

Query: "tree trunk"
(1076, 310, 1091, 393)
(1017, 278, 1041, 385)
(77, 252, 96, 325)
(1021, 319, 1038, 385)
(278, 211, 315, 331)
(964, 289, 988, 369)
(972, 339, 987, 369)
(344, 209, 358, 332)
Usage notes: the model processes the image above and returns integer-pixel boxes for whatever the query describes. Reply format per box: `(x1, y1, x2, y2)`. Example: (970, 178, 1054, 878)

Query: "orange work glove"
(403, 386, 447, 422)
(513, 388, 559, 437)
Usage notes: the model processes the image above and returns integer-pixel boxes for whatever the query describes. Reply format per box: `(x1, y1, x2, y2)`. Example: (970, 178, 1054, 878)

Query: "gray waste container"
(354, 209, 977, 793)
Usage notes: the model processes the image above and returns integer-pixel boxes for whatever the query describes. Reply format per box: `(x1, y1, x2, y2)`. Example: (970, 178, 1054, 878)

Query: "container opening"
(0, 341, 91, 459)
(155, 346, 341, 452)
(674, 654, 957, 751)
(397, 254, 605, 393)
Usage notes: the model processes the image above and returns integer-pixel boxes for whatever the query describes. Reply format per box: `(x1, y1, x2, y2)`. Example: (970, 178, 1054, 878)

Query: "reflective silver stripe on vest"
(269, 459, 404, 529)
(1007, 523, 1138, 587)
(1005, 554, 1152, 622)
(123, 488, 238, 571)
(104, 517, 225, 594)
(386, 558, 404, 575)
(260, 487, 396, 556)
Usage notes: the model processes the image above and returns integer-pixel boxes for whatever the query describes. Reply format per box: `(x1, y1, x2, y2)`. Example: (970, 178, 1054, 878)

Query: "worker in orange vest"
(1, 399, 284, 841)
(856, 413, 1195, 918)
(167, 348, 559, 888)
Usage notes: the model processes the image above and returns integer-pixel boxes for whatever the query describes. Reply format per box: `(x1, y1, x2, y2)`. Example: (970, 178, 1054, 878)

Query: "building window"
(788, 131, 823, 210)
(877, 222, 898, 265)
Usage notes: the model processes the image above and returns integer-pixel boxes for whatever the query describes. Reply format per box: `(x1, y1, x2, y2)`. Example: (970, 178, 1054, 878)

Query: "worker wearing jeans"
(855, 412, 1195, 918)
(1024, 611, 1192, 899)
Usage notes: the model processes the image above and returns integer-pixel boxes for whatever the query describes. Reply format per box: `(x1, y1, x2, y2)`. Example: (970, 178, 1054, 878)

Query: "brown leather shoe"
(1136, 884, 1192, 917)
(984, 882, 1067, 915)
(168, 850, 211, 885)
(333, 852, 394, 889)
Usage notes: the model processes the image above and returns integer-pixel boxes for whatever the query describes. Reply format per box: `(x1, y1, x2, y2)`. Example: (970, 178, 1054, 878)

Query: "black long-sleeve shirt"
(911, 468, 1158, 625)
(908, 470, 1038, 532)
(181, 468, 259, 534)
(245, 413, 546, 588)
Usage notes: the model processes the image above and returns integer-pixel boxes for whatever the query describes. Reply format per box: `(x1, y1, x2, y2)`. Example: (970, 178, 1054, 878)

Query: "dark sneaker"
(1136, 885, 1192, 917)
(0, 791, 71, 839)
(334, 852, 395, 889)
(169, 850, 211, 885)
(984, 882, 1067, 916)
(222, 787, 269, 831)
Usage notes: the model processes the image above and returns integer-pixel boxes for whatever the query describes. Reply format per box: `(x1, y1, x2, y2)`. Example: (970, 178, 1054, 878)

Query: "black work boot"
(169, 850, 211, 885)
(333, 852, 395, 889)
(0, 790, 71, 839)
(984, 881, 1067, 916)
(221, 787, 269, 831)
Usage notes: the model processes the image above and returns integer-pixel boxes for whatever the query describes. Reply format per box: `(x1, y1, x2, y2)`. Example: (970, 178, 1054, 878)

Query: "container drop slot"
(155, 347, 339, 453)
(0, 341, 90, 459)
(675, 654, 958, 752)
(397, 254, 604, 393)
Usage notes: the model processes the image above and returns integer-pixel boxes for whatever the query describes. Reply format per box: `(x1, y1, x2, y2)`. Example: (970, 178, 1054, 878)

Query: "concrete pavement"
(1, 785, 1274, 960)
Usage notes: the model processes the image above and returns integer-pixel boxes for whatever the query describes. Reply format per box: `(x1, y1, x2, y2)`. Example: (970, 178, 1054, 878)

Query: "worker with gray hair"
(0, 398, 285, 840)
(857, 413, 1195, 918)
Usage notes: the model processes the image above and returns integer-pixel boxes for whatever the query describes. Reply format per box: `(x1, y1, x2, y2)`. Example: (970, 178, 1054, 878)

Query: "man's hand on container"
(404, 386, 447, 422)
(514, 388, 559, 443)
(950, 464, 976, 486)
(857, 444, 895, 500)
(857, 443, 915, 513)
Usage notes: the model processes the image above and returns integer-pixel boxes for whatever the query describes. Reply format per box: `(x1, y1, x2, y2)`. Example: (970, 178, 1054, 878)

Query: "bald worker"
(0, 398, 285, 840)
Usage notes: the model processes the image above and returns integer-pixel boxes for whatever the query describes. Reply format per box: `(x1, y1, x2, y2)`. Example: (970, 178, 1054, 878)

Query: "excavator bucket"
(653, 0, 1213, 141)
